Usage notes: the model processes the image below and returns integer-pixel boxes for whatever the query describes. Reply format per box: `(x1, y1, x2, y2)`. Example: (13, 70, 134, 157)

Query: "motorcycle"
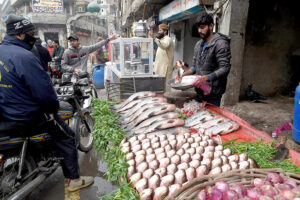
(49, 61, 62, 86)
(0, 75, 95, 200)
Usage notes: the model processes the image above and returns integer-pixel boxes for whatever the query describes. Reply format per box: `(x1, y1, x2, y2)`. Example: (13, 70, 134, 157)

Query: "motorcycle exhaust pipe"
(7, 173, 47, 200)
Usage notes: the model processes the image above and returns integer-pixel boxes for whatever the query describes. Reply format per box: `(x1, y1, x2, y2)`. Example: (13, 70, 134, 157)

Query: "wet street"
(29, 149, 118, 200)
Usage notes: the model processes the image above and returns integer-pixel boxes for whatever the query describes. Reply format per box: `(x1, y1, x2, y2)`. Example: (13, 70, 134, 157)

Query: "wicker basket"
(166, 168, 300, 200)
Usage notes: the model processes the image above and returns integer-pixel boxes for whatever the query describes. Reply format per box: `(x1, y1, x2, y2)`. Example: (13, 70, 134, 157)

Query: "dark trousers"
(195, 88, 222, 106)
(0, 114, 80, 179)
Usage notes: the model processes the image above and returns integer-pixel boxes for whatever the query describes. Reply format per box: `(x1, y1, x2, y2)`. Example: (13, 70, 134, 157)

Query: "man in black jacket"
(190, 12, 231, 106)
(52, 40, 64, 71)
(31, 37, 52, 72)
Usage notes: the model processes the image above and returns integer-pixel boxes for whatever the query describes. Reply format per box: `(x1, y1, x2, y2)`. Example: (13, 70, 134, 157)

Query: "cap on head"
(5, 14, 35, 36)
(67, 34, 79, 41)
(159, 23, 169, 31)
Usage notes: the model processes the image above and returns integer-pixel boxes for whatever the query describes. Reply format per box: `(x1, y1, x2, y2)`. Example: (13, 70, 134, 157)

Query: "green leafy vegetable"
(223, 140, 300, 174)
(91, 99, 140, 200)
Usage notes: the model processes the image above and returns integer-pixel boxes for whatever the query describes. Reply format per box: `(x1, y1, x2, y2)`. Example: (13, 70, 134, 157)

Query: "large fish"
(185, 110, 210, 125)
(145, 127, 190, 137)
(185, 113, 215, 128)
(131, 104, 177, 127)
(131, 112, 180, 132)
(119, 97, 167, 119)
(111, 91, 156, 110)
(134, 118, 185, 135)
(115, 98, 144, 113)
(204, 121, 239, 136)
(120, 102, 169, 126)
(195, 117, 230, 133)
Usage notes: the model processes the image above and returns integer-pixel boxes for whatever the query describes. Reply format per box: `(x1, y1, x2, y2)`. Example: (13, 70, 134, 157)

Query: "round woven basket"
(166, 168, 300, 200)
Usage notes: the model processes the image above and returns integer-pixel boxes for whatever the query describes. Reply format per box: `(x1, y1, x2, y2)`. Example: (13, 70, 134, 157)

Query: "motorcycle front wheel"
(77, 112, 94, 152)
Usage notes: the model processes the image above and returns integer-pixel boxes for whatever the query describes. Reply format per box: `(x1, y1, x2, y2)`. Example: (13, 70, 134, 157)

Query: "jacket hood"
(207, 33, 231, 47)
(2, 35, 31, 50)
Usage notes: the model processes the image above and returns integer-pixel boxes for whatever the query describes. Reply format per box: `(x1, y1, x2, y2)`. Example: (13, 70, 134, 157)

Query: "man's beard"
(199, 29, 210, 40)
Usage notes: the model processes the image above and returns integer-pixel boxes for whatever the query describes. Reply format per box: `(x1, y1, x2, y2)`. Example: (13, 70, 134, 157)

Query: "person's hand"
(74, 69, 82, 73)
(54, 56, 59, 60)
(97, 37, 103, 42)
(191, 76, 207, 88)
(109, 34, 119, 41)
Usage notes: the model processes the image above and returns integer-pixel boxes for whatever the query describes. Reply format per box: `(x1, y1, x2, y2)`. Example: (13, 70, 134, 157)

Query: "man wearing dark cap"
(62, 34, 118, 74)
(0, 15, 94, 193)
(153, 23, 174, 92)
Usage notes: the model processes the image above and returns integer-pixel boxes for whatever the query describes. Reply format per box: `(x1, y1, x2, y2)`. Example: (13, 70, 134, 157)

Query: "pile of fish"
(111, 92, 189, 136)
(121, 133, 255, 200)
(185, 110, 240, 136)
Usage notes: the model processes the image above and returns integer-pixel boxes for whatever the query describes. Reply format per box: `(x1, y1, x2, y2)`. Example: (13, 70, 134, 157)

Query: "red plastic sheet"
(207, 105, 300, 166)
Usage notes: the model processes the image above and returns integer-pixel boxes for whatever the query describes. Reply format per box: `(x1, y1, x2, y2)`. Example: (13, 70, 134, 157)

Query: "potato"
(202, 151, 213, 159)
(166, 149, 176, 158)
(195, 146, 204, 154)
(164, 144, 172, 152)
(181, 153, 191, 163)
(151, 137, 159, 144)
(196, 165, 208, 176)
(155, 168, 167, 177)
(239, 161, 250, 169)
(175, 169, 187, 184)
(194, 136, 202, 143)
(200, 158, 211, 168)
(154, 147, 165, 155)
(176, 148, 185, 156)
(140, 188, 153, 200)
(132, 144, 142, 153)
(129, 136, 138, 144)
(215, 145, 224, 151)
(212, 158, 223, 169)
(160, 157, 171, 168)
(214, 151, 223, 159)
(136, 155, 146, 166)
(186, 147, 196, 155)
(239, 153, 248, 162)
(132, 140, 140, 147)
(204, 146, 215, 152)
(177, 162, 189, 170)
(221, 164, 231, 173)
(220, 155, 228, 164)
(223, 148, 232, 156)
(186, 167, 196, 181)
(189, 160, 201, 169)
(157, 152, 166, 160)
(169, 140, 177, 149)
(136, 150, 146, 157)
(146, 154, 156, 163)
(137, 162, 148, 173)
(130, 172, 142, 185)
(143, 168, 154, 179)
(191, 142, 200, 148)
(181, 143, 190, 150)
(187, 137, 195, 144)
(161, 174, 175, 187)
(127, 166, 136, 178)
(199, 141, 208, 147)
(149, 160, 159, 170)
(146, 148, 154, 155)
(160, 140, 169, 148)
(142, 142, 151, 150)
(135, 178, 148, 193)
(230, 161, 238, 170)
(169, 184, 182, 197)
(209, 167, 222, 175)
(228, 155, 239, 163)
(191, 154, 201, 161)
(122, 142, 130, 148)
(207, 139, 214, 146)
(126, 152, 135, 161)
(167, 164, 177, 175)
(121, 146, 130, 153)
(176, 138, 187, 150)
(152, 142, 160, 149)
(153, 186, 168, 200)
(149, 174, 160, 190)
(171, 154, 181, 165)
(127, 159, 135, 166)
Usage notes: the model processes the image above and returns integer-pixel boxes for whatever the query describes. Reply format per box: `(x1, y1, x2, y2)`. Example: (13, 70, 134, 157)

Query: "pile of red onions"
(196, 173, 300, 200)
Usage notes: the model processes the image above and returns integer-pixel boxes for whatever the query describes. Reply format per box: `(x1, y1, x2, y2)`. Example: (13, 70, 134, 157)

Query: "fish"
(185, 114, 215, 128)
(115, 99, 144, 113)
(195, 117, 230, 133)
(204, 121, 239, 136)
(185, 110, 210, 125)
(131, 112, 180, 132)
(119, 97, 167, 119)
(145, 127, 191, 137)
(131, 104, 177, 127)
(111, 91, 156, 110)
(120, 102, 169, 126)
(134, 118, 185, 135)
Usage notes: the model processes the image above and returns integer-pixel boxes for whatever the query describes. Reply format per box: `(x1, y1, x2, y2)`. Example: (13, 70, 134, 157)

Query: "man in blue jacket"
(0, 14, 93, 192)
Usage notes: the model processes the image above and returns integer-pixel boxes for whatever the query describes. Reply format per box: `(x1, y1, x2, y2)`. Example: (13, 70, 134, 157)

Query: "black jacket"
(52, 46, 64, 66)
(32, 40, 52, 72)
(192, 33, 231, 98)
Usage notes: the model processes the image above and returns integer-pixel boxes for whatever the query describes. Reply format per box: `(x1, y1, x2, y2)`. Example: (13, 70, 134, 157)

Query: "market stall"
(92, 91, 300, 200)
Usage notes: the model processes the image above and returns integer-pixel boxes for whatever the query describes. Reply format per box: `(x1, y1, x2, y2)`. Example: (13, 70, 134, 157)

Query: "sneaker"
(67, 176, 94, 192)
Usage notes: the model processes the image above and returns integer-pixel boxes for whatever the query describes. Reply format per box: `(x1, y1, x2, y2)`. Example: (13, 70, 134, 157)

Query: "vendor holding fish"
(153, 24, 174, 92)
(179, 12, 231, 106)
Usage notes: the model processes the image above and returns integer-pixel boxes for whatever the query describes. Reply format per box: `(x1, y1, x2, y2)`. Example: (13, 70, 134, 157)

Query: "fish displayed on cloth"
(131, 112, 180, 132)
(204, 121, 239, 136)
(134, 118, 185, 135)
(131, 104, 177, 128)
(185, 113, 215, 128)
(120, 97, 168, 119)
(184, 110, 210, 125)
(195, 117, 230, 132)
(115, 98, 145, 113)
(111, 91, 156, 110)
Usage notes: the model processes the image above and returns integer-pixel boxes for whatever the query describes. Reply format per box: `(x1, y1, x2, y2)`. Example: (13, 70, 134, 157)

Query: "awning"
(159, 0, 214, 22)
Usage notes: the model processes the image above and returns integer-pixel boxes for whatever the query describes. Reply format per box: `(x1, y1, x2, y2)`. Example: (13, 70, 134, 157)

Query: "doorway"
(44, 32, 59, 43)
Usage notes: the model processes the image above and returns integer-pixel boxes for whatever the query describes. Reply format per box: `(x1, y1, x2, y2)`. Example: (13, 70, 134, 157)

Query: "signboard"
(159, 0, 203, 22)
(32, 0, 64, 13)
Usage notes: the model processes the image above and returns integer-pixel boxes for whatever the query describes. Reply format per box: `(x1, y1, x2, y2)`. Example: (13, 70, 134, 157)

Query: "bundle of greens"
(92, 99, 140, 200)
(223, 140, 300, 174)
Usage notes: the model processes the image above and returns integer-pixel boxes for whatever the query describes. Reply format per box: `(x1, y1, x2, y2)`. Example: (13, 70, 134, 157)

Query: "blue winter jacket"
(0, 35, 59, 120)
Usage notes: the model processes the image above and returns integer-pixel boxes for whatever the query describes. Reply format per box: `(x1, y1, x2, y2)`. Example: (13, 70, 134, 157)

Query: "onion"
(260, 184, 278, 196)
(252, 178, 264, 187)
(285, 180, 297, 189)
(281, 190, 296, 200)
(196, 190, 207, 200)
(259, 196, 274, 200)
(265, 173, 284, 185)
(247, 187, 262, 199)
(276, 183, 293, 191)
(211, 187, 223, 200)
(292, 187, 300, 196)
(215, 181, 229, 193)
(223, 189, 239, 200)
(231, 184, 247, 198)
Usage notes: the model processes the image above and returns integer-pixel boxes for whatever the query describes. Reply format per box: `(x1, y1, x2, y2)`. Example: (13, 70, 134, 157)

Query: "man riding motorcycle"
(0, 14, 93, 192)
